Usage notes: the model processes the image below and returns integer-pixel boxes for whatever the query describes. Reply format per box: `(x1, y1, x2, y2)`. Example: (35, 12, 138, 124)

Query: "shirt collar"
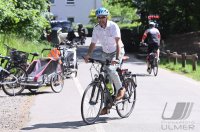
(98, 20, 111, 29)
(106, 20, 111, 28)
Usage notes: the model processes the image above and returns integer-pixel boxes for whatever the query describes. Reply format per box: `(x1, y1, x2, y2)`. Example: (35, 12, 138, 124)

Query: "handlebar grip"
(41, 48, 51, 53)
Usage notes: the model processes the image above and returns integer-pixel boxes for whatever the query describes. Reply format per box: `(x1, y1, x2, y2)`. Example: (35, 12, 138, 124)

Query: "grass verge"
(159, 58, 200, 81)
(0, 34, 52, 61)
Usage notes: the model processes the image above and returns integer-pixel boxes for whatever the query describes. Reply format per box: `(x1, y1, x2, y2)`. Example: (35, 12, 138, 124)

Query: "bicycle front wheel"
(116, 78, 136, 118)
(81, 82, 103, 125)
(2, 66, 27, 96)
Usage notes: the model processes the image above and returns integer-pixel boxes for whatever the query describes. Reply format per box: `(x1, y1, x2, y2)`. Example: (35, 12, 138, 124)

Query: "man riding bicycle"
(84, 7, 125, 115)
(141, 21, 161, 72)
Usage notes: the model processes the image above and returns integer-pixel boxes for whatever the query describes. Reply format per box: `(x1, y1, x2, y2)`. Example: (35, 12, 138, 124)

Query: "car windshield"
(51, 21, 71, 28)
(61, 21, 71, 27)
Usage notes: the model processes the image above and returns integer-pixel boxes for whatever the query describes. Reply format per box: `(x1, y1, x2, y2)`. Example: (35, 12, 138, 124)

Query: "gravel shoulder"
(0, 90, 35, 132)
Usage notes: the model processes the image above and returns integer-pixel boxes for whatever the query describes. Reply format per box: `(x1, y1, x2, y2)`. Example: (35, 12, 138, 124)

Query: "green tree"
(103, 0, 139, 24)
(0, 0, 50, 42)
(88, 0, 139, 25)
(133, 0, 200, 35)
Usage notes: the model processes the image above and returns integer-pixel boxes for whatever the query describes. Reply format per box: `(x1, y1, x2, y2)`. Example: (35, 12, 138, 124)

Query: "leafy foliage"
(133, 0, 200, 36)
(88, 0, 140, 25)
(103, 0, 140, 24)
(0, 0, 50, 42)
(88, 9, 97, 24)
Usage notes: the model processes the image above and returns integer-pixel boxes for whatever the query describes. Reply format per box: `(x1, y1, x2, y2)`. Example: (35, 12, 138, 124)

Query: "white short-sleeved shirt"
(91, 21, 121, 53)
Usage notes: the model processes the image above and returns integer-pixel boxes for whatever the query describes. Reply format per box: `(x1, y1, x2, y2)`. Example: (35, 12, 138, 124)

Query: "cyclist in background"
(77, 23, 88, 44)
(141, 21, 161, 72)
(84, 7, 125, 115)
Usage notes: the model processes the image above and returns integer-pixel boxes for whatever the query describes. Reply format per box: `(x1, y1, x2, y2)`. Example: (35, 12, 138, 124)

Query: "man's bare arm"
(84, 42, 96, 63)
(87, 42, 96, 56)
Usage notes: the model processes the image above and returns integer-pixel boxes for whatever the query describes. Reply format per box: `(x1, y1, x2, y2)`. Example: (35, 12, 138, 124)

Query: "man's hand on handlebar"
(83, 54, 90, 63)
(140, 41, 147, 46)
(111, 59, 120, 65)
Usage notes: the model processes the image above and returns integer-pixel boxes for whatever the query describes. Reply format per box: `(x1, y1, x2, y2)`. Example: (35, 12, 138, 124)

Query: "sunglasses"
(97, 16, 106, 19)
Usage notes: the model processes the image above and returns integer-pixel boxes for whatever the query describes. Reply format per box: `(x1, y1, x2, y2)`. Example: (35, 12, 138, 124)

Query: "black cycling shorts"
(148, 43, 159, 53)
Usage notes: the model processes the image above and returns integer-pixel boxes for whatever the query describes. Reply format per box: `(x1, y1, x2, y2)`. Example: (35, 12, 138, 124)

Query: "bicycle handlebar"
(41, 48, 51, 54)
(82, 56, 111, 65)
(140, 42, 148, 46)
(0, 54, 10, 60)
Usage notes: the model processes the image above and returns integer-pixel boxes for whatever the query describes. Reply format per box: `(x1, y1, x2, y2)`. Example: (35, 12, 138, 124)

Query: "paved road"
(21, 38, 200, 132)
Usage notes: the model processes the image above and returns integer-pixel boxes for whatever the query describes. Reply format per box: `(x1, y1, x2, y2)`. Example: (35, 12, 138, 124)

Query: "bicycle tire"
(116, 78, 136, 118)
(74, 61, 78, 77)
(147, 66, 152, 74)
(27, 86, 39, 93)
(2, 66, 27, 96)
(81, 82, 103, 125)
(50, 73, 64, 93)
(153, 59, 158, 76)
(70, 60, 78, 78)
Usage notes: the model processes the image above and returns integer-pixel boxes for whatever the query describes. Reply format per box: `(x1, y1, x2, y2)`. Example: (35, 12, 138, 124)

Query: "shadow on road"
(135, 73, 152, 77)
(21, 121, 85, 130)
(20, 91, 54, 96)
(0, 90, 56, 98)
(21, 117, 122, 130)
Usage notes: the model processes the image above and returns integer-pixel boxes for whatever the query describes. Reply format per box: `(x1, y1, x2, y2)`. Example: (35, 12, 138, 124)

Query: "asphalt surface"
(20, 38, 200, 132)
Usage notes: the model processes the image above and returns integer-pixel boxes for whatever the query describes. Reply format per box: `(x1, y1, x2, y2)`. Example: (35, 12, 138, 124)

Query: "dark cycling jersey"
(142, 27, 161, 45)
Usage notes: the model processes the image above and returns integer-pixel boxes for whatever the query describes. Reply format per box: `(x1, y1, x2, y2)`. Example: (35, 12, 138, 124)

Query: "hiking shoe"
(100, 107, 110, 115)
(115, 88, 126, 101)
(147, 67, 151, 73)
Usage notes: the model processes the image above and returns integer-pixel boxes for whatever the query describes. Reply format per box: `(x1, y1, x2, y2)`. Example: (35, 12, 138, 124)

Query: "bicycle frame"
(88, 59, 115, 102)
(0, 55, 17, 84)
(81, 57, 137, 124)
(0, 66, 18, 85)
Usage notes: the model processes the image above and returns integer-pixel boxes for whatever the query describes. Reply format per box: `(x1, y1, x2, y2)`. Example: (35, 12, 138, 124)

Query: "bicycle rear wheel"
(2, 66, 27, 96)
(116, 78, 136, 118)
(81, 82, 103, 125)
(153, 59, 158, 76)
(50, 73, 64, 93)
(147, 64, 152, 74)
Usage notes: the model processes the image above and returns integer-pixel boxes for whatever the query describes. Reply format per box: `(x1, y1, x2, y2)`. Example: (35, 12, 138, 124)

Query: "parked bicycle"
(140, 42, 159, 76)
(0, 54, 27, 96)
(81, 57, 137, 125)
(58, 40, 79, 78)
(4, 44, 39, 68)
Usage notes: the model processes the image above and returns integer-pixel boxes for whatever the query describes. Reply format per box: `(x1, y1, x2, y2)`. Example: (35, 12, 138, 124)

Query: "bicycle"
(81, 57, 137, 125)
(58, 40, 79, 78)
(4, 44, 40, 68)
(140, 42, 159, 76)
(147, 51, 158, 76)
(0, 54, 27, 96)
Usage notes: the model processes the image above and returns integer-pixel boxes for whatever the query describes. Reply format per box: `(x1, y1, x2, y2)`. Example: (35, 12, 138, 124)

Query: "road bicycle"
(147, 51, 159, 76)
(0, 54, 27, 96)
(140, 42, 159, 76)
(81, 57, 137, 125)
